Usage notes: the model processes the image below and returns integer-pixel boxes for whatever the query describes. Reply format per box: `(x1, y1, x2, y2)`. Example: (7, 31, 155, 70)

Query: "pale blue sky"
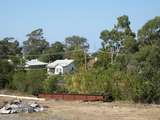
(0, 0, 160, 52)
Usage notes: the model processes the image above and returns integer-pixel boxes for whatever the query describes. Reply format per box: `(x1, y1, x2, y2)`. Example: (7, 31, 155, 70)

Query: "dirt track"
(1, 98, 160, 120)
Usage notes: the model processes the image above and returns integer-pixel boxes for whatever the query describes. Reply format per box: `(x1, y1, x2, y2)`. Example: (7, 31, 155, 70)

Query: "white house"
(25, 59, 48, 69)
(47, 59, 75, 75)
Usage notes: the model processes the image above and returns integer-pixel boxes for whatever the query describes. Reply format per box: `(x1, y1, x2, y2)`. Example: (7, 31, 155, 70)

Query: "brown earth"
(1, 97, 160, 120)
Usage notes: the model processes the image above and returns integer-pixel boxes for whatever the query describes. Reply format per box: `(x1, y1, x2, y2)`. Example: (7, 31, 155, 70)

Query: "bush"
(0, 60, 14, 89)
(12, 70, 27, 91)
(12, 69, 47, 95)
(25, 69, 47, 95)
(43, 75, 65, 93)
(65, 66, 138, 101)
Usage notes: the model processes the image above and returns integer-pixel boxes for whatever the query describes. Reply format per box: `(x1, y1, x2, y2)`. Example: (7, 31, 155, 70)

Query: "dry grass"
(1, 98, 160, 120)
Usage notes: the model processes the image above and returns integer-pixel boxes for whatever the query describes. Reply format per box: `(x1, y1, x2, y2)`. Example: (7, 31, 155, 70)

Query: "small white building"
(47, 59, 75, 75)
(25, 59, 48, 69)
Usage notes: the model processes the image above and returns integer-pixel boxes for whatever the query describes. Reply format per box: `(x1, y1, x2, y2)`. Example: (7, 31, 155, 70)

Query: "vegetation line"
(0, 15, 160, 104)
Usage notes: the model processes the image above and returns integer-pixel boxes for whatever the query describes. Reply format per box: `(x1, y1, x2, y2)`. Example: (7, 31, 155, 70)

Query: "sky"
(0, 0, 160, 52)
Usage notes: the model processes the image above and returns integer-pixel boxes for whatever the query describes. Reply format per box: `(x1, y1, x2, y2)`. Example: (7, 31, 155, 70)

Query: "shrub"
(25, 69, 47, 95)
(0, 60, 14, 89)
(12, 70, 27, 92)
(12, 69, 47, 95)
(43, 75, 65, 93)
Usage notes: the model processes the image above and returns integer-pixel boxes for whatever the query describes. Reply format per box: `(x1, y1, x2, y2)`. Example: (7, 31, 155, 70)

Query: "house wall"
(55, 65, 63, 75)
(47, 63, 75, 75)
(63, 63, 75, 74)
(47, 68, 55, 75)
(26, 65, 47, 70)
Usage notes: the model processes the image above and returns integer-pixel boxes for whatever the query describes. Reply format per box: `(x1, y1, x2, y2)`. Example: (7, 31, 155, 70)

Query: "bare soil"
(1, 97, 160, 120)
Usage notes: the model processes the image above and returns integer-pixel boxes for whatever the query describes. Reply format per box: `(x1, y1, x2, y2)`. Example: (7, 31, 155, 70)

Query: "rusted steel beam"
(38, 93, 104, 101)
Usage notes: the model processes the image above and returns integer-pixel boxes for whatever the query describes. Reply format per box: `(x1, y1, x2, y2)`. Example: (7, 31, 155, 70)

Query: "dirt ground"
(1, 97, 160, 120)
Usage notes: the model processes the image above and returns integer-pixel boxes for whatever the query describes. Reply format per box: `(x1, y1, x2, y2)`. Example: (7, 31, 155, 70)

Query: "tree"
(0, 37, 21, 89)
(12, 70, 27, 91)
(65, 35, 89, 51)
(23, 28, 49, 60)
(64, 35, 89, 67)
(100, 15, 136, 64)
(43, 75, 65, 93)
(25, 69, 46, 95)
(39, 41, 65, 62)
(123, 36, 138, 53)
(93, 50, 111, 69)
(0, 60, 14, 88)
(138, 16, 160, 46)
(0, 37, 21, 59)
(116, 15, 135, 37)
(12, 69, 47, 95)
(132, 44, 160, 103)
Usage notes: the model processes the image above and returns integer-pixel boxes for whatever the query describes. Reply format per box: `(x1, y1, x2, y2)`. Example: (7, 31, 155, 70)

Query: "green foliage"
(70, 50, 85, 67)
(123, 36, 138, 53)
(0, 37, 22, 66)
(25, 70, 47, 95)
(0, 60, 14, 88)
(0, 37, 21, 58)
(64, 15, 160, 104)
(65, 66, 136, 101)
(43, 75, 65, 93)
(1, 16, 160, 104)
(138, 16, 160, 46)
(132, 44, 160, 103)
(100, 15, 136, 65)
(100, 15, 135, 44)
(65, 35, 89, 67)
(39, 41, 65, 62)
(0, 37, 21, 89)
(12, 70, 27, 91)
(117, 15, 130, 29)
(12, 70, 47, 95)
(93, 50, 110, 69)
(23, 28, 49, 59)
(65, 35, 89, 51)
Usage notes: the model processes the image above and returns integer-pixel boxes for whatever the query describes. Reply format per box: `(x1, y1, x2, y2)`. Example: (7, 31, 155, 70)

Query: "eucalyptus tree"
(64, 35, 89, 68)
(23, 28, 49, 60)
(100, 15, 136, 64)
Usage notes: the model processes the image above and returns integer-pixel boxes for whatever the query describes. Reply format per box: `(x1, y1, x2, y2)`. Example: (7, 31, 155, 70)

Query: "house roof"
(47, 59, 74, 68)
(25, 59, 47, 67)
